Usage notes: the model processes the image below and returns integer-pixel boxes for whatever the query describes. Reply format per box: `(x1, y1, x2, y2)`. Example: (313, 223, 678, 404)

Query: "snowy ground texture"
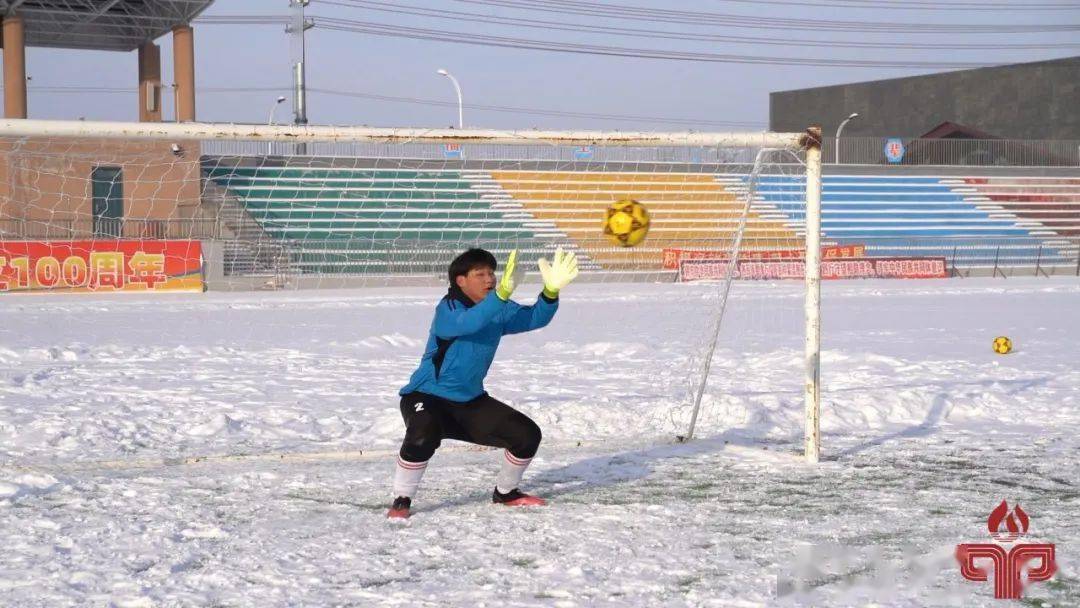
(1, 277, 1078, 607)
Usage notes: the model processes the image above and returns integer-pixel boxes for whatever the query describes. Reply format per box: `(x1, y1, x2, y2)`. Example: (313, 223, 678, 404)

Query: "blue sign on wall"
(443, 143, 463, 159)
(573, 146, 594, 160)
(884, 138, 906, 163)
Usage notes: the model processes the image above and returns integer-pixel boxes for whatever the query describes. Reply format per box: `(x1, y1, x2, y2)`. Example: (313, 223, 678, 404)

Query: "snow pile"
(0, 277, 1077, 606)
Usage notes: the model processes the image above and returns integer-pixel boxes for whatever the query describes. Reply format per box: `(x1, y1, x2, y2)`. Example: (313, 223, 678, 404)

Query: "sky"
(20, 0, 1080, 134)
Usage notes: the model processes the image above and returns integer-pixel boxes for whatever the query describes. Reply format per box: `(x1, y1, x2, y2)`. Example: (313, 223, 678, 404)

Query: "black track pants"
(398, 392, 542, 463)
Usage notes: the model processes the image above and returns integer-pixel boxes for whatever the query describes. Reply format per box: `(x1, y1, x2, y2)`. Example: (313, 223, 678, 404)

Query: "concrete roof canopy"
(1, 0, 216, 51)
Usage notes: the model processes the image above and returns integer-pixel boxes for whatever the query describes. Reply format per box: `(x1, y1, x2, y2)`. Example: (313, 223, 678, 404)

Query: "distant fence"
(829, 138, 1080, 167)
(4, 228, 1077, 279)
(208, 138, 1080, 167)
(855, 235, 1080, 277)
(0, 218, 221, 240)
(217, 236, 1080, 279)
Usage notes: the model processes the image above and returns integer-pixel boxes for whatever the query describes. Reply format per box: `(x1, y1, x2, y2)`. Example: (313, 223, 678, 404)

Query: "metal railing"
(203, 140, 777, 165)
(203, 137, 1080, 167)
(2, 219, 1076, 278)
(0, 218, 221, 240)
(828, 137, 1080, 167)
(852, 235, 1080, 277)
(219, 235, 1080, 278)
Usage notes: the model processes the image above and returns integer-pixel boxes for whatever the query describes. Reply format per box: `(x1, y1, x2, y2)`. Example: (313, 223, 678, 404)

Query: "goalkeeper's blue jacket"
(400, 287, 559, 402)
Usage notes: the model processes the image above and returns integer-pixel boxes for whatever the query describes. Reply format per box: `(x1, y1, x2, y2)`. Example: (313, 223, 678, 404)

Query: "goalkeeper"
(388, 247, 579, 519)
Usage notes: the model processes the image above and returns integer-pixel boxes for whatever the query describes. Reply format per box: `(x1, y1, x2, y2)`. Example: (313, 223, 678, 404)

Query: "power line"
(727, 0, 1080, 9)
(20, 86, 764, 128)
(315, 0, 1080, 51)
(196, 16, 287, 24)
(307, 87, 764, 127)
(311, 16, 1017, 68)
(23, 86, 285, 93)
(441, 0, 1080, 33)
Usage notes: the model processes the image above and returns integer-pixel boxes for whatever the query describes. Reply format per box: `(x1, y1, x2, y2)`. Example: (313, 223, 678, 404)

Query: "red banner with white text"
(662, 245, 865, 270)
(679, 257, 948, 281)
(0, 241, 203, 293)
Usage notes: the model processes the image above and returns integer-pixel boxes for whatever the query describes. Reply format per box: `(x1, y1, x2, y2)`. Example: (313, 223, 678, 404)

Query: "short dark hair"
(448, 248, 497, 284)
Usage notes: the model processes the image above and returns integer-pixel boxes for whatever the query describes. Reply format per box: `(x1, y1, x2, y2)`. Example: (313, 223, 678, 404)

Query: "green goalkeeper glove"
(495, 249, 523, 301)
(538, 247, 579, 299)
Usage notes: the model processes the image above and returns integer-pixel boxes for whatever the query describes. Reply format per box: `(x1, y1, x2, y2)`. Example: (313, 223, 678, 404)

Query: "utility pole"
(288, 0, 314, 152)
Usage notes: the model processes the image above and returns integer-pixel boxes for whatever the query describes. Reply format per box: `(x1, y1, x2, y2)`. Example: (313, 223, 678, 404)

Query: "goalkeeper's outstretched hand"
(538, 247, 579, 299)
(495, 249, 523, 301)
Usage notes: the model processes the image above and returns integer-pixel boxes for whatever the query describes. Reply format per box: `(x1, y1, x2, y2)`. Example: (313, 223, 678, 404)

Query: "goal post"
(0, 119, 823, 460)
(804, 130, 823, 464)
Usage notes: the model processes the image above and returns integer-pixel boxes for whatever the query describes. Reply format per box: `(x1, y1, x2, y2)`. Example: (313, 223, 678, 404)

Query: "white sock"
(496, 450, 532, 494)
(392, 456, 428, 498)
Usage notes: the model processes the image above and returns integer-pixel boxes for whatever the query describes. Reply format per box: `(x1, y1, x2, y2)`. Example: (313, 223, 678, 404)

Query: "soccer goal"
(0, 119, 823, 461)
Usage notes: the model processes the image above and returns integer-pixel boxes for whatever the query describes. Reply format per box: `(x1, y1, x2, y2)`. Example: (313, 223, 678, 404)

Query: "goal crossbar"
(0, 119, 811, 148)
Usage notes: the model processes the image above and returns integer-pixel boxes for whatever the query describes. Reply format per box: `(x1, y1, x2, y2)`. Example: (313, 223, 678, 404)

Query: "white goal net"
(0, 119, 823, 460)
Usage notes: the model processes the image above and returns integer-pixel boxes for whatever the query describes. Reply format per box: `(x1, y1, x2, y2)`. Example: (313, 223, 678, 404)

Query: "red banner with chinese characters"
(0, 241, 203, 293)
(661, 245, 865, 270)
(679, 256, 948, 281)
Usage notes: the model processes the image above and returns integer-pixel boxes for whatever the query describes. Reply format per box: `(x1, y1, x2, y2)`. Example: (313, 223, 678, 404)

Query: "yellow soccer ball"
(992, 336, 1013, 355)
(603, 199, 651, 247)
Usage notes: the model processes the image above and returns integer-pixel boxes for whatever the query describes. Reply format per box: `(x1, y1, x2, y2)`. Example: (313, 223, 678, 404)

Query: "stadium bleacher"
(204, 163, 554, 274)
(204, 159, 1080, 276)
(747, 174, 1080, 271)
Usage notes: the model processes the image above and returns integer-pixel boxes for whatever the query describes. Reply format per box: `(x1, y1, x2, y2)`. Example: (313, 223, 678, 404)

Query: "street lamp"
(267, 95, 287, 154)
(834, 112, 859, 164)
(436, 68, 464, 129)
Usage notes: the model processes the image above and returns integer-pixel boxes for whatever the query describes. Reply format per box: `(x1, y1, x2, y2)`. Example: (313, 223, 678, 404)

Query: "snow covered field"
(1, 277, 1078, 606)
